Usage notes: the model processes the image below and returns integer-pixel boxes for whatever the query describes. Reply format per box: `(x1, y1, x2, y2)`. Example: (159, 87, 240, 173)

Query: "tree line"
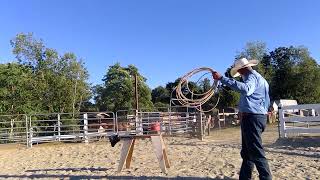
(1, 33, 320, 115)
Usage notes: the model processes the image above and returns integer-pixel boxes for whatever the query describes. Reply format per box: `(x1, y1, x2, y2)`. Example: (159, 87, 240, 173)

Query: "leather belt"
(241, 112, 265, 116)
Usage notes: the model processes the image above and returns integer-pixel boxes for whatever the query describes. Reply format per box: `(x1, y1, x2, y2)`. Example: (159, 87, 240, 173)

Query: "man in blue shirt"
(213, 58, 272, 180)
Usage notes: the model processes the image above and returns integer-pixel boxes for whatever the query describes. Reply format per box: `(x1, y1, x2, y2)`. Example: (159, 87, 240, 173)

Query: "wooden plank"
(118, 138, 134, 172)
(118, 134, 161, 138)
(283, 112, 304, 117)
(284, 116, 320, 123)
(285, 128, 320, 134)
(117, 134, 170, 173)
(151, 135, 167, 173)
(163, 149, 170, 168)
(160, 136, 170, 168)
(125, 139, 135, 168)
(282, 104, 320, 110)
(279, 109, 286, 138)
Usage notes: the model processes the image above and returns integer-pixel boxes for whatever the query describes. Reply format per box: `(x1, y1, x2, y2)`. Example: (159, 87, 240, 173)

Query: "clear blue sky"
(1, 0, 319, 88)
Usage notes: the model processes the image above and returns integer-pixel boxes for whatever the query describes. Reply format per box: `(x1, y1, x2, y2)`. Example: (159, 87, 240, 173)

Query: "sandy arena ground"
(0, 125, 319, 180)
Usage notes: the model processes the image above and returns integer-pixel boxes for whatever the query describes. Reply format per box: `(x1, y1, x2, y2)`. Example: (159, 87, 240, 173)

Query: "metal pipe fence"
(0, 114, 28, 146)
(28, 112, 115, 147)
(0, 109, 206, 148)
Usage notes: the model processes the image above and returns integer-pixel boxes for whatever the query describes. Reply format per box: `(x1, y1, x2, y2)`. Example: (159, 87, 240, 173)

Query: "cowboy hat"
(230, 58, 259, 77)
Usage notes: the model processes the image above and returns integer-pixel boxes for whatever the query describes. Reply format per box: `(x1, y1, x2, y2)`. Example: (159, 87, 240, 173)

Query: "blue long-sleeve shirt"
(220, 70, 270, 114)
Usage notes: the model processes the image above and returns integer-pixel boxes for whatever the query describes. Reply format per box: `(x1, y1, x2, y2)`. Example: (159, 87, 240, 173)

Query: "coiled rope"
(172, 67, 220, 112)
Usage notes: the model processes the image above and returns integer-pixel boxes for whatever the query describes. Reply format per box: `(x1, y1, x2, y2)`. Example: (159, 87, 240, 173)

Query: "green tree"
(217, 87, 240, 109)
(197, 78, 221, 111)
(151, 86, 170, 105)
(269, 46, 320, 103)
(165, 78, 181, 97)
(236, 41, 267, 62)
(200, 78, 211, 93)
(9, 33, 91, 114)
(96, 63, 153, 112)
(92, 84, 106, 110)
(0, 63, 35, 114)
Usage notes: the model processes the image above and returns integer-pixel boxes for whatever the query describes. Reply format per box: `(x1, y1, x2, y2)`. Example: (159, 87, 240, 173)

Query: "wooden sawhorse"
(117, 134, 170, 173)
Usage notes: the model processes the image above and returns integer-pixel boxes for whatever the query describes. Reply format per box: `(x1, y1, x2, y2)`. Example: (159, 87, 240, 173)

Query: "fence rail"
(0, 109, 208, 147)
(0, 114, 28, 146)
(279, 104, 320, 137)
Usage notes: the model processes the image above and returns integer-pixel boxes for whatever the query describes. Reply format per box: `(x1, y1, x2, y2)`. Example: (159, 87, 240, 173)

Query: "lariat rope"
(172, 67, 220, 112)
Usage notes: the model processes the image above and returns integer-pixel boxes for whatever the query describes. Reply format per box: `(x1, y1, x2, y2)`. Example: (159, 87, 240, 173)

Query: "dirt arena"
(0, 125, 319, 179)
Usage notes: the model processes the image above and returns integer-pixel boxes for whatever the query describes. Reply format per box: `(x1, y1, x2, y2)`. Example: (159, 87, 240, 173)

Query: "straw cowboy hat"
(230, 58, 259, 77)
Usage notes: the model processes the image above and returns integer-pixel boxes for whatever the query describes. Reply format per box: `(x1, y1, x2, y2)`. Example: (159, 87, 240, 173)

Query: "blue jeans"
(239, 113, 272, 180)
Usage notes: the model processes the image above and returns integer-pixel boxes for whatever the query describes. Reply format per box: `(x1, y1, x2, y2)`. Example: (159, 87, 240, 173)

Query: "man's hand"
(212, 71, 222, 80)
